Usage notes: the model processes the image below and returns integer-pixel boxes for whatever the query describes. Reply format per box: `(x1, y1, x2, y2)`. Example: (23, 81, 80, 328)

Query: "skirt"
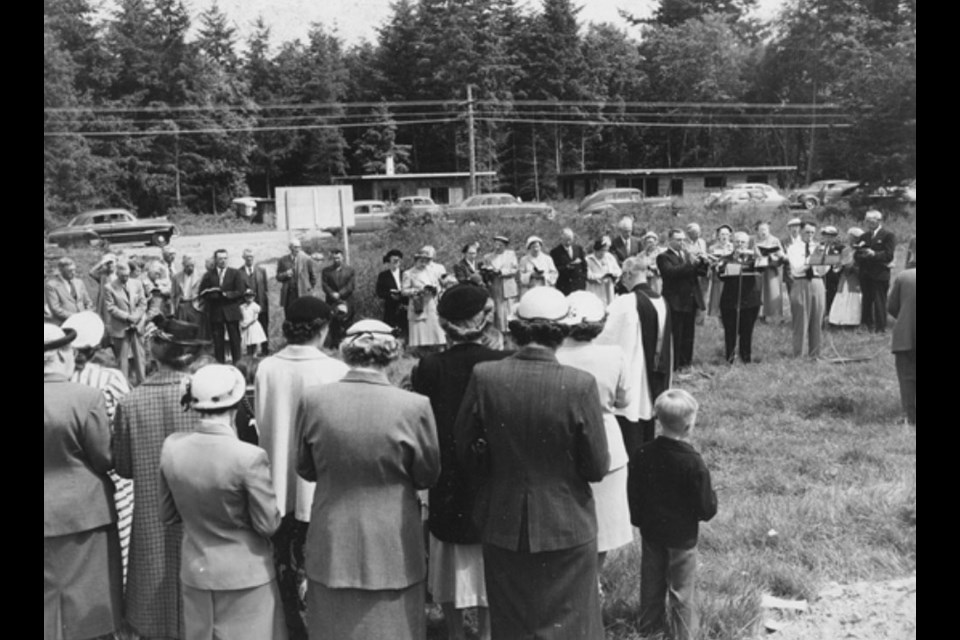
(44, 525, 123, 640)
(591, 465, 634, 553)
(306, 580, 426, 640)
(183, 580, 288, 640)
(428, 535, 487, 609)
(483, 540, 604, 640)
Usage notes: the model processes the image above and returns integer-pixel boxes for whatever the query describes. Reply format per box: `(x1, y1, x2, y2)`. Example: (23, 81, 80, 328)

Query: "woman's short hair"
(150, 338, 204, 371)
(567, 320, 606, 342)
(340, 329, 402, 368)
(654, 388, 700, 434)
(507, 317, 568, 349)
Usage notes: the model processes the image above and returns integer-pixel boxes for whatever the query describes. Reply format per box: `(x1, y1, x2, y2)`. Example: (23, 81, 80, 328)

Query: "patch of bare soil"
(765, 575, 916, 640)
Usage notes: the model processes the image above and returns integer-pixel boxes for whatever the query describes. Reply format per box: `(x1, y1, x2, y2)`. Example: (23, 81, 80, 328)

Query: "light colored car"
(578, 188, 675, 216)
(788, 180, 860, 210)
(394, 196, 443, 216)
(707, 184, 789, 213)
(446, 193, 555, 221)
(47, 208, 180, 248)
(352, 200, 391, 233)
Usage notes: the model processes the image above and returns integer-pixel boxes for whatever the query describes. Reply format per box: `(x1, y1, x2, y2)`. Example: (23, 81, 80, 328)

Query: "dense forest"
(44, 0, 916, 218)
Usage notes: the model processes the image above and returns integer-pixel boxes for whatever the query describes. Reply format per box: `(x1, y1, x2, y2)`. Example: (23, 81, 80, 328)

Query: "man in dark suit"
(855, 209, 896, 332)
(657, 229, 708, 371)
(241, 248, 271, 354)
(610, 216, 641, 265)
(199, 249, 246, 364)
(321, 248, 356, 347)
(887, 237, 916, 425)
(550, 227, 588, 295)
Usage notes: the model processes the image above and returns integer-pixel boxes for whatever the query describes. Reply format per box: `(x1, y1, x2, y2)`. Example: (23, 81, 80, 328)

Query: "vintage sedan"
(446, 192, 555, 221)
(47, 209, 181, 248)
(788, 180, 860, 210)
(706, 184, 789, 214)
(578, 188, 675, 216)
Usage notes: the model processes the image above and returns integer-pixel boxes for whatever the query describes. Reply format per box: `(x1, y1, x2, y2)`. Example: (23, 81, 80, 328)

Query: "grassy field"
(47, 199, 916, 640)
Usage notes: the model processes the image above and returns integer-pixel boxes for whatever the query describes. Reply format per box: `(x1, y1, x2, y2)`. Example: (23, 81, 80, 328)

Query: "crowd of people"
(44, 207, 915, 640)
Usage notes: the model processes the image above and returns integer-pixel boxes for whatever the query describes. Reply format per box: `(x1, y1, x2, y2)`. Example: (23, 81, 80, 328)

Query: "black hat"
(437, 284, 490, 321)
(285, 296, 333, 322)
(382, 249, 404, 264)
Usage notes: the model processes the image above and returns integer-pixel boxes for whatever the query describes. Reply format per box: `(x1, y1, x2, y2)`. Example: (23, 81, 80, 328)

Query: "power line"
(43, 117, 460, 137)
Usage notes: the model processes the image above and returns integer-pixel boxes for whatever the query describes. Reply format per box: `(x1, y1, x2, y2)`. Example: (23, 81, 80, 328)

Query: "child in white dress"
(240, 290, 268, 355)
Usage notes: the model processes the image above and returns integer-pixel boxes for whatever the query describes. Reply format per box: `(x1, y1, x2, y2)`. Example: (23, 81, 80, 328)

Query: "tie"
(219, 269, 225, 286)
(68, 278, 78, 303)
(805, 243, 814, 279)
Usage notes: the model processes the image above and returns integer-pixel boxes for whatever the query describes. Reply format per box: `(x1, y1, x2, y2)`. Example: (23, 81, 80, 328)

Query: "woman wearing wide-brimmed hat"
(402, 246, 445, 351)
(482, 235, 520, 332)
(298, 320, 440, 640)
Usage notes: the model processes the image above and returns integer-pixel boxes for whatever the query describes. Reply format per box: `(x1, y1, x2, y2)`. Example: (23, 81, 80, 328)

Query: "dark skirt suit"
(296, 369, 441, 640)
(454, 347, 610, 639)
(718, 262, 762, 363)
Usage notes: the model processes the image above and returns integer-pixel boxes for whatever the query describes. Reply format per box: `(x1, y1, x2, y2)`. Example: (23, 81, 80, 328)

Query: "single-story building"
(333, 171, 498, 205)
(559, 166, 798, 201)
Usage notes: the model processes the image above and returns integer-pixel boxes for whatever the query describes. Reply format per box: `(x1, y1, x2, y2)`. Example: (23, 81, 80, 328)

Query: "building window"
(430, 187, 449, 205)
(644, 178, 660, 197)
(380, 187, 399, 203)
(670, 178, 684, 196)
(704, 176, 727, 189)
(746, 174, 768, 184)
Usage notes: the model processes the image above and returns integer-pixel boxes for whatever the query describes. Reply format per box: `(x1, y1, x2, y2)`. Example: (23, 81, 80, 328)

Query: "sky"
(97, 0, 789, 51)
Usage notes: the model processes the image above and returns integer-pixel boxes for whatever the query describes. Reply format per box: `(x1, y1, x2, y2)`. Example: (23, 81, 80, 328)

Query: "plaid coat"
(115, 370, 200, 638)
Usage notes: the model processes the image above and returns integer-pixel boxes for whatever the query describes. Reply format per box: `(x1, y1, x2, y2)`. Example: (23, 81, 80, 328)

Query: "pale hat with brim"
(526, 235, 544, 249)
(44, 323, 77, 352)
(787, 217, 802, 227)
(821, 226, 839, 236)
(493, 234, 510, 245)
(562, 291, 606, 325)
(61, 311, 105, 349)
(93, 253, 118, 270)
(515, 287, 569, 322)
(187, 364, 246, 411)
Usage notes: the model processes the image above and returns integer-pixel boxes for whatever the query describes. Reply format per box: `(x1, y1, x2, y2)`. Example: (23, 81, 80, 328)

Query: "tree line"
(44, 0, 916, 219)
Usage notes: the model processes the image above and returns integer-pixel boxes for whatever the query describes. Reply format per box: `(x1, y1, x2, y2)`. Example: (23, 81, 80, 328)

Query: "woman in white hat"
(454, 287, 608, 639)
(161, 363, 286, 640)
(555, 291, 634, 572)
(585, 235, 622, 306)
(402, 246, 446, 352)
(482, 235, 520, 333)
(62, 311, 135, 584)
(518, 235, 558, 294)
(298, 320, 440, 640)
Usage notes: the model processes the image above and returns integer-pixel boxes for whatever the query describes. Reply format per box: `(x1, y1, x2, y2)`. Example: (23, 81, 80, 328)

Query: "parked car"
(578, 188, 676, 216)
(787, 180, 860, 210)
(47, 208, 180, 248)
(446, 192, 555, 221)
(352, 200, 391, 233)
(394, 196, 443, 216)
(836, 179, 916, 212)
(705, 184, 789, 214)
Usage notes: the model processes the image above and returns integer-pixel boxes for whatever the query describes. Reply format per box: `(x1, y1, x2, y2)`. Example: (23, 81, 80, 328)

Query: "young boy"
(627, 388, 718, 640)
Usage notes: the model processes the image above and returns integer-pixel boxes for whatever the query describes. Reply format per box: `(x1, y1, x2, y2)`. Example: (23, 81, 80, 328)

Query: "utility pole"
(467, 84, 477, 197)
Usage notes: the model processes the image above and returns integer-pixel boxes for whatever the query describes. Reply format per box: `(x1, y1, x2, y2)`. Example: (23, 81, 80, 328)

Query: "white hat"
(526, 235, 544, 249)
(44, 323, 76, 352)
(188, 364, 245, 411)
(562, 291, 606, 325)
(515, 287, 569, 322)
(61, 311, 105, 349)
